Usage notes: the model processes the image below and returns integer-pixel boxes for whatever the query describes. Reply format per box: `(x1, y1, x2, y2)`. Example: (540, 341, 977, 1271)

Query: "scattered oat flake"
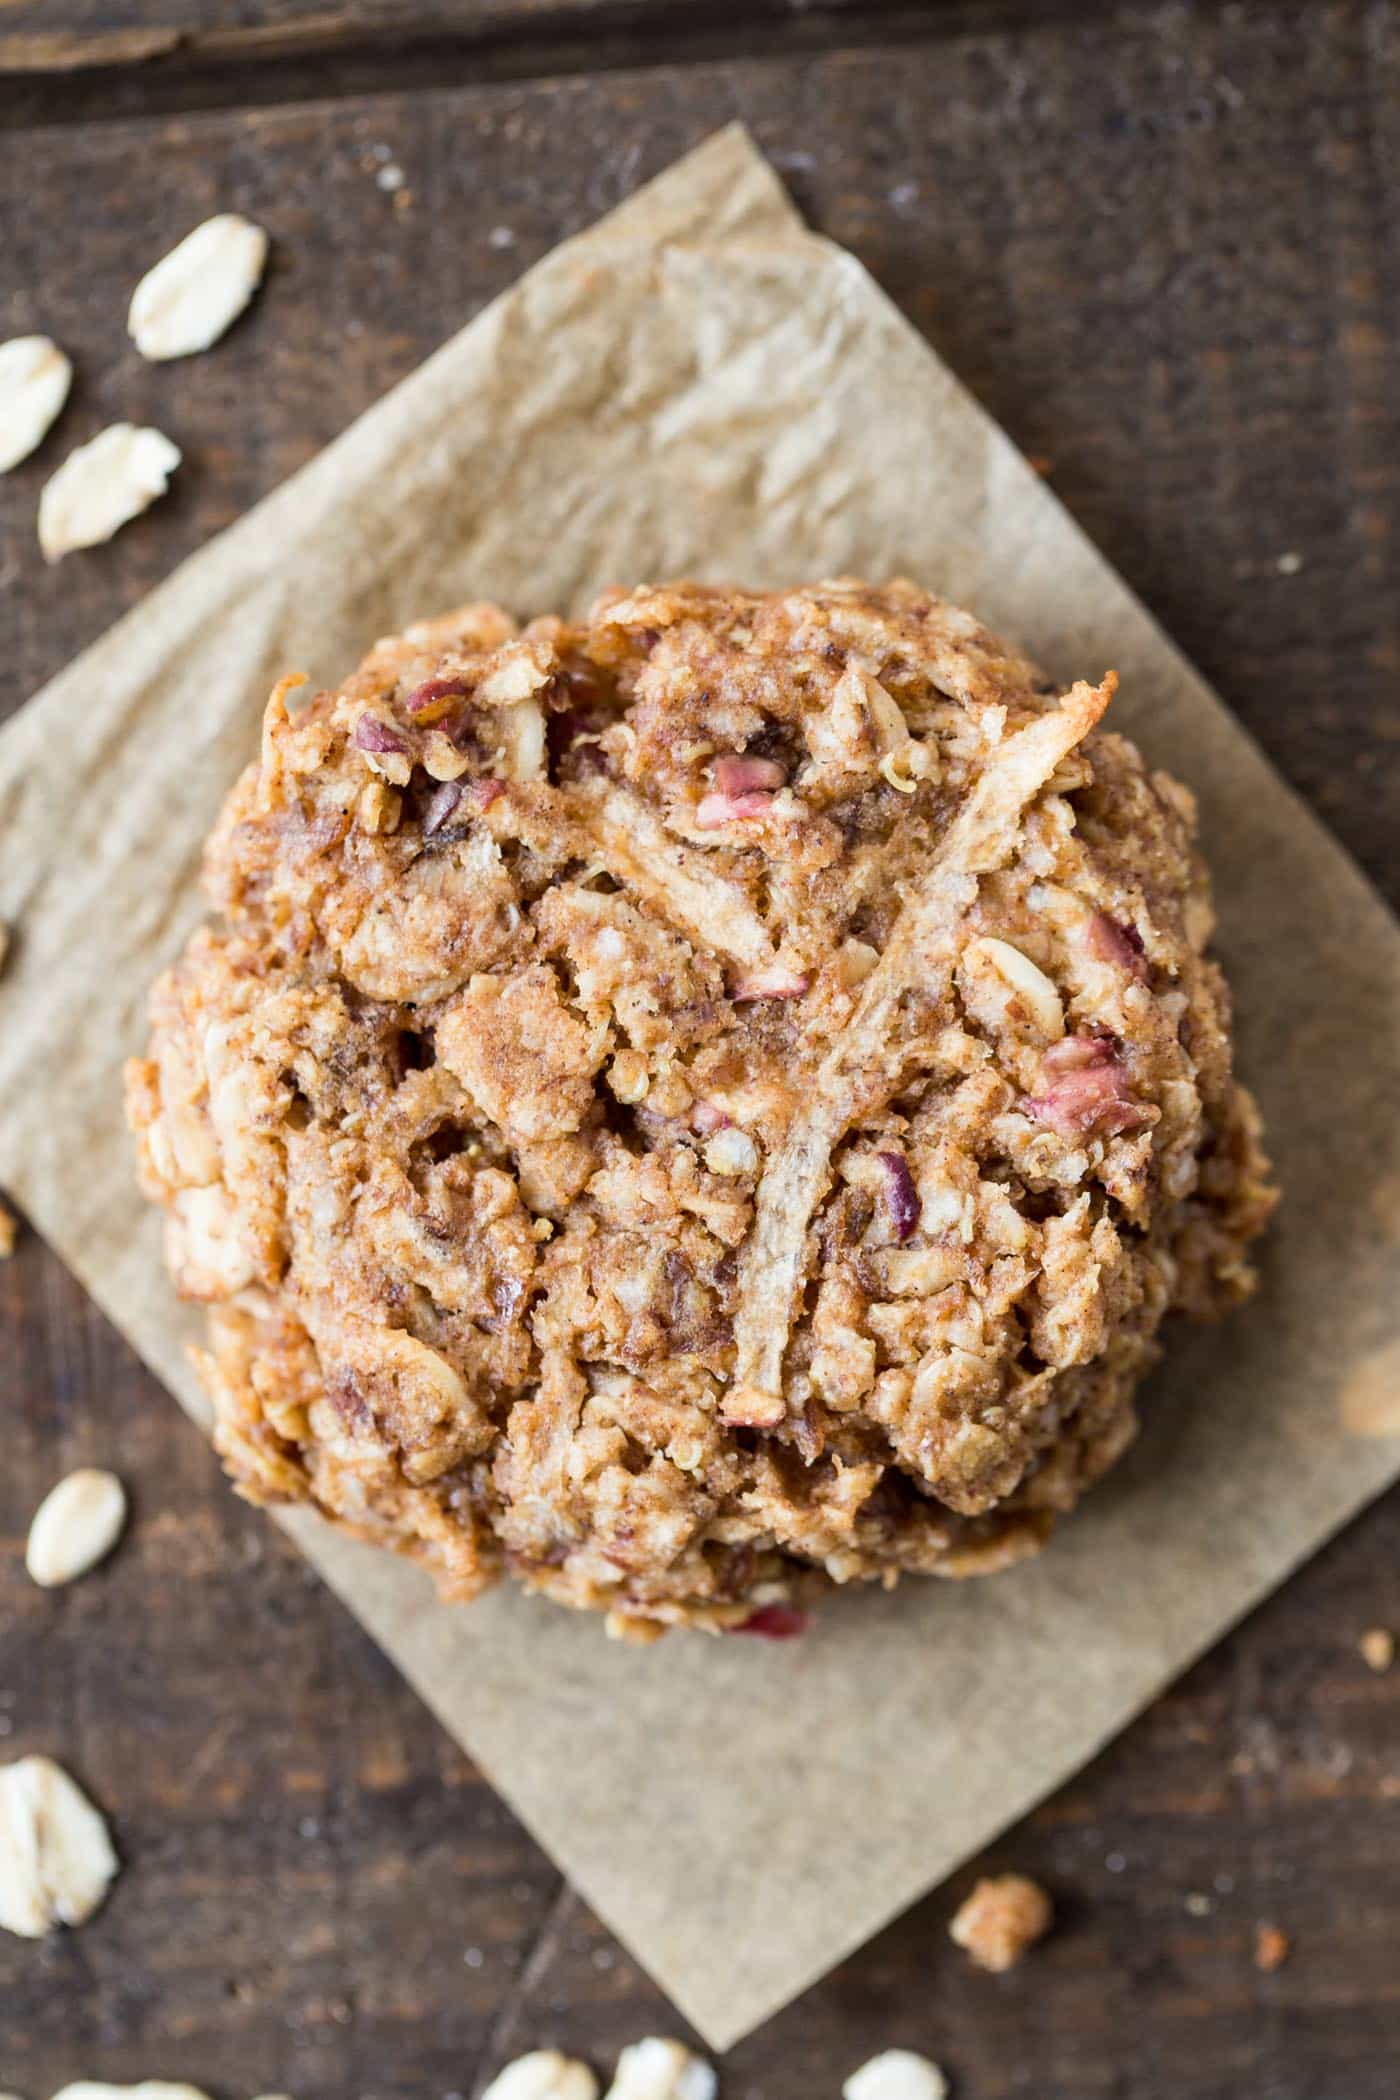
(129, 214, 269, 361)
(0, 1756, 119, 1938)
(843, 2051, 949, 2100)
(0, 1201, 15, 1260)
(1360, 1627, 1395, 1673)
(1276, 550, 1303, 575)
(1184, 1891, 1213, 1917)
(481, 2052, 598, 2100)
(38, 424, 180, 562)
(377, 163, 406, 192)
(0, 336, 73, 474)
(53, 2088, 215, 2100)
(25, 1467, 127, 1588)
(1254, 1922, 1290, 1971)
(603, 2039, 716, 2100)
(949, 1872, 1053, 1971)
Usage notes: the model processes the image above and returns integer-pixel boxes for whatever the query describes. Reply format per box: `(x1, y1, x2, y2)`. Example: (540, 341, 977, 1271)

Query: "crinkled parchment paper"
(2, 127, 1398, 2049)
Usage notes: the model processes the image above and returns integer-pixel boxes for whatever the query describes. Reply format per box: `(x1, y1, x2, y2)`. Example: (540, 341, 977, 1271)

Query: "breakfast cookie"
(126, 580, 1275, 1635)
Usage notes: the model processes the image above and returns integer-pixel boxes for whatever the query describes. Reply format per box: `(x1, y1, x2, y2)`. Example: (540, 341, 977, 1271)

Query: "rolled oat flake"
(0, 335, 73, 473)
(128, 213, 269, 361)
(604, 2040, 716, 2100)
(38, 423, 181, 562)
(26, 1467, 127, 1587)
(52, 2087, 215, 2100)
(844, 2054, 949, 2100)
(481, 2054, 598, 2100)
(0, 1755, 119, 1937)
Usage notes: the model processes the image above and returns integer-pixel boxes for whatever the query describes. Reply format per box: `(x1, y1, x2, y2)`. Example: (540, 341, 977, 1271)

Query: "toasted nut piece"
(0, 336, 73, 474)
(1360, 1627, 1394, 1673)
(0, 1756, 118, 1937)
(1254, 1922, 1290, 1972)
(949, 1871, 1053, 1971)
(481, 2052, 599, 2100)
(0, 919, 9, 974)
(0, 1200, 15, 1259)
(604, 2040, 716, 2100)
(129, 214, 269, 361)
(25, 1468, 127, 1588)
(38, 424, 180, 562)
(843, 2051, 949, 2100)
(497, 696, 548, 781)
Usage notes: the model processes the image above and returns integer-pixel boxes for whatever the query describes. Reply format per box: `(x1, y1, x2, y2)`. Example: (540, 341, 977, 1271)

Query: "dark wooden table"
(3, 4, 1398, 2095)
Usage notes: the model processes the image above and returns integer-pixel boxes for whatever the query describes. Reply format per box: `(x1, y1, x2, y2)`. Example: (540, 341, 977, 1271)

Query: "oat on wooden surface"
(0, 1757, 118, 1938)
(37, 425, 180, 561)
(128, 213, 269, 361)
(24, 1468, 127, 1588)
(843, 2052, 948, 2100)
(0, 337, 72, 475)
(603, 2040, 715, 2100)
(481, 2052, 599, 2100)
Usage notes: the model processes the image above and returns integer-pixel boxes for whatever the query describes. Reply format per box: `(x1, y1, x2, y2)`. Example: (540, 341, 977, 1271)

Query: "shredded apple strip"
(488, 779, 775, 970)
(725, 678, 1114, 1426)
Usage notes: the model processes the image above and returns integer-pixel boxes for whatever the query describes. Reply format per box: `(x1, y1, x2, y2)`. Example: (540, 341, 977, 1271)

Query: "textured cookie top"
(127, 580, 1274, 1634)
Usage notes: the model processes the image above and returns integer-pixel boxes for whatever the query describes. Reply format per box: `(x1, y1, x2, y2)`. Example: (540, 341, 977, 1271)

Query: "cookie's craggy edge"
(125, 580, 1275, 1636)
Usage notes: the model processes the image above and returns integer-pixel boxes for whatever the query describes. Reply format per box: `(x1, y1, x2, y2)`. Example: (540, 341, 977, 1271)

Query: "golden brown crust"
(126, 579, 1276, 1634)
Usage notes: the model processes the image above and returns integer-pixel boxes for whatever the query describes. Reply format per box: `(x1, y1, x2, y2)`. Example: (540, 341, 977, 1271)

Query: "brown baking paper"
(2, 126, 1399, 2049)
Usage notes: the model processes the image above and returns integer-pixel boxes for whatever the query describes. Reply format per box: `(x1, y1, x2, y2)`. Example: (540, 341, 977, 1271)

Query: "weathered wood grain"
(1, 6, 1398, 2097)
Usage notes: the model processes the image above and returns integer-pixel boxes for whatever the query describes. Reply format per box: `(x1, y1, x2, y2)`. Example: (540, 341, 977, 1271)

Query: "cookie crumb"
(1254, 1922, 1290, 1971)
(1359, 1627, 1394, 1673)
(949, 1872, 1052, 1971)
(0, 1200, 15, 1259)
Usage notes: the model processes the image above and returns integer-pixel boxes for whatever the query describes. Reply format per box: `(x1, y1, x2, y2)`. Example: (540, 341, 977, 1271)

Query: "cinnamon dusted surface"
(126, 580, 1273, 1633)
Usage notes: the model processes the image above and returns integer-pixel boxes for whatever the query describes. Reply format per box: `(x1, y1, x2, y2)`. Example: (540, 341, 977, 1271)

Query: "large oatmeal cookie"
(126, 580, 1275, 1636)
